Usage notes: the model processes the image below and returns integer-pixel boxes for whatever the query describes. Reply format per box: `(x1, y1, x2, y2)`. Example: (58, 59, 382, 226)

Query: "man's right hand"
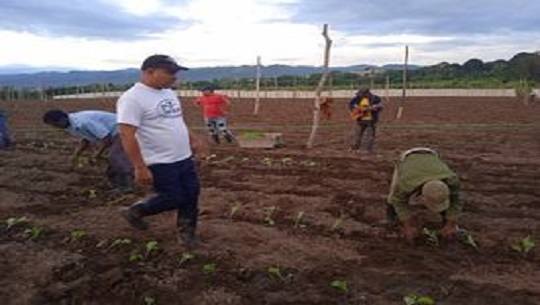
(401, 220, 420, 242)
(135, 166, 153, 186)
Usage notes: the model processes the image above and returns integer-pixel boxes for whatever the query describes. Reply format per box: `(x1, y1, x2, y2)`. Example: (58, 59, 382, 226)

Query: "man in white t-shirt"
(117, 54, 205, 248)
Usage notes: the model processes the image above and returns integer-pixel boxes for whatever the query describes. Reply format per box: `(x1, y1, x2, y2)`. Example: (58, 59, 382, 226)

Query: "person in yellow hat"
(386, 148, 462, 242)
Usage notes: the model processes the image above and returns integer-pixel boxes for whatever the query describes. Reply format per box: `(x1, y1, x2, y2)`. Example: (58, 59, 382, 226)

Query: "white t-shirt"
(117, 82, 192, 165)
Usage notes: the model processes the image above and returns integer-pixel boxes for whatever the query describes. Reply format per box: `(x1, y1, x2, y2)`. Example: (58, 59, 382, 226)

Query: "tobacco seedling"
(143, 296, 156, 305)
(128, 253, 143, 262)
(263, 206, 277, 226)
(220, 156, 235, 163)
(510, 235, 535, 257)
(241, 157, 250, 162)
(87, 189, 97, 199)
(203, 263, 217, 276)
(144, 240, 159, 259)
(23, 226, 43, 240)
(281, 157, 293, 166)
(460, 234, 479, 250)
(303, 160, 317, 167)
(178, 252, 195, 266)
(422, 228, 439, 247)
(330, 214, 345, 233)
(261, 157, 273, 167)
(109, 238, 133, 250)
(293, 211, 306, 229)
(267, 266, 284, 282)
(229, 202, 242, 219)
(403, 294, 435, 305)
(330, 279, 348, 294)
(70, 229, 87, 241)
(5, 216, 29, 231)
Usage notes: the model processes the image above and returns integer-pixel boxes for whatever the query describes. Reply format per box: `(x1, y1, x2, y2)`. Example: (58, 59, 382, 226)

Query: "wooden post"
(385, 74, 390, 104)
(306, 24, 332, 149)
(396, 45, 408, 120)
(254, 56, 262, 115)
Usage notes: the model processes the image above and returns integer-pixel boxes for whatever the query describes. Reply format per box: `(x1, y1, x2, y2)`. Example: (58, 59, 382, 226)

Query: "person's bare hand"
(402, 220, 420, 243)
(135, 166, 153, 186)
(441, 221, 458, 239)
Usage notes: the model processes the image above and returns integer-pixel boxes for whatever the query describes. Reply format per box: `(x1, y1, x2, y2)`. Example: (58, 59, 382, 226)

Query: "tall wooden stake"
(306, 24, 332, 148)
(396, 45, 408, 120)
(254, 56, 262, 115)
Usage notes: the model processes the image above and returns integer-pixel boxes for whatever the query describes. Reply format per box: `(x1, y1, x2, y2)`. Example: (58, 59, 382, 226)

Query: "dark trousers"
(139, 157, 200, 229)
(352, 120, 377, 151)
(106, 136, 134, 189)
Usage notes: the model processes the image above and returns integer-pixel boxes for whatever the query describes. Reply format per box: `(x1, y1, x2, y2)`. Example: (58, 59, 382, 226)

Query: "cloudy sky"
(0, 0, 539, 71)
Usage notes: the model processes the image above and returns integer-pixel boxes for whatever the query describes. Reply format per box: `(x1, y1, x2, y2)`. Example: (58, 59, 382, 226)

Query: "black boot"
(120, 202, 149, 230)
(177, 218, 198, 249)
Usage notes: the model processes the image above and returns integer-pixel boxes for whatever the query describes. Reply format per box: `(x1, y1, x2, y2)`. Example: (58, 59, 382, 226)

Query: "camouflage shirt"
(387, 152, 461, 221)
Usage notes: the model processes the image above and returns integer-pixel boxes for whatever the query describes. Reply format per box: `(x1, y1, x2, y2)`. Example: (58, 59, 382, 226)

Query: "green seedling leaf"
(179, 252, 195, 265)
(241, 157, 250, 162)
(111, 238, 132, 248)
(263, 206, 277, 226)
(303, 160, 317, 167)
(294, 211, 306, 229)
(330, 279, 348, 293)
(261, 157, 273, 166)
(128, 253, 143, 262)
(5, 216, 29, 230)
(511, 235, 535, 256)
(143, 296, 156, 305)
(267, 266, 284, 281)
(88, 189, 97, 199)
(281, 157, 293, 165)
(205, 154, 217, 161)
(220, 156, 235, 163)
(403, 294, 435, 305)
(203, 263, 217, 275)
(422, 228, 439, 247)
(23, 226, 43, 240)
(330, 215, 345, 232)
(144, 240, 159, 259)
(70, 229, 87, 240)
(461, 234, 478, 249)
(229, 202, 242, 219)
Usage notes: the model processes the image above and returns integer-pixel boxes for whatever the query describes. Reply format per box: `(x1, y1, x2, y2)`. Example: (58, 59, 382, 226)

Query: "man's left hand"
(441, 221, 458, 239)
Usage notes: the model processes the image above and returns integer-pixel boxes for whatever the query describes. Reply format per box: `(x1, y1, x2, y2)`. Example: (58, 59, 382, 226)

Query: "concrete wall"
(53, 88, 526, 100)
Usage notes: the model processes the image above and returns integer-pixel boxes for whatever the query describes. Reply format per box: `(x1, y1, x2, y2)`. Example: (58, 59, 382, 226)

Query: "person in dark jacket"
(348, 87, 383, 152)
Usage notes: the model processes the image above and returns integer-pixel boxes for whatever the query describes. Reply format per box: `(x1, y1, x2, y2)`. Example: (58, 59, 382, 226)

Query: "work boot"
(177, 219, 199, 249)
(120, 202, 149, 230)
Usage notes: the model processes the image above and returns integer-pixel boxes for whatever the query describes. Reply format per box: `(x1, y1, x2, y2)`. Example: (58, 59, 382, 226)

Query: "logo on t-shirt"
(157, 98, 182, 118)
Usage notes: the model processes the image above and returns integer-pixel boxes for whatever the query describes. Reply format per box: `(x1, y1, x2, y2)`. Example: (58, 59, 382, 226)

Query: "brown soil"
(0, 96, 539, 305)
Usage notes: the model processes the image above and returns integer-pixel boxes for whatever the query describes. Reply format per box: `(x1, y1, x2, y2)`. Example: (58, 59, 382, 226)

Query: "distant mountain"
(0, 64, 420, 88)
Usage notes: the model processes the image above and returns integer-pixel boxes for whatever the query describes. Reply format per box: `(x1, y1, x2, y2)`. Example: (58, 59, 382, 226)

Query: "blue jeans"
(0, 115, 12, 149)
(139, 157, 200, 229)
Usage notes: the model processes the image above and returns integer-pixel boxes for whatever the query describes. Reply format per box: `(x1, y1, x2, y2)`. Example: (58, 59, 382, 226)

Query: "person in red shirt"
(194, 86, 236, 144)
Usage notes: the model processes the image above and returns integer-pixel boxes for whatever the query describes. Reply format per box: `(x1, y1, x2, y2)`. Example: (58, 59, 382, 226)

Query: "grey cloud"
(288, 0, 540, 35)
(0, 0, 190, 40)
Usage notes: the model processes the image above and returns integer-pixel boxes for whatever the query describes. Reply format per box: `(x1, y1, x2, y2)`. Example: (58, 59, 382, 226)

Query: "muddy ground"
(0, 96, 539, 305)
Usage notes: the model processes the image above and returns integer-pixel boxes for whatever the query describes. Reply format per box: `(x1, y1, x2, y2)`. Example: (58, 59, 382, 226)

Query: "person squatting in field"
(386, 147, 463, 242)
(194, 85, 236, 145)
(348, 87, 383, 152)
(0, 109, 14, 150)
(117, 54, 207, 249)
(42, 109, 134, 193)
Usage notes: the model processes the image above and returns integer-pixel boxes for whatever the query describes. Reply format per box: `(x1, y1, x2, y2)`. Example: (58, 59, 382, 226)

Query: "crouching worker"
(386, 147, 462, 242)
(42, 109, 134, 193)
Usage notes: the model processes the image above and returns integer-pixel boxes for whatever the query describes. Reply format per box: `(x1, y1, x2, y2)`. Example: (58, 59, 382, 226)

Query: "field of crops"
(0, 96, 539, 305)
